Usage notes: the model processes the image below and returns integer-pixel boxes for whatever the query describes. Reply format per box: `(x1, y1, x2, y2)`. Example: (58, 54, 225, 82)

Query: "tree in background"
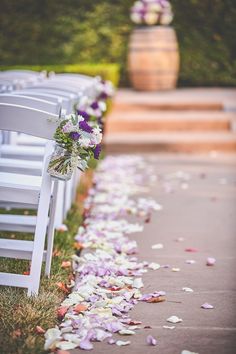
(0, 0, 235, 86)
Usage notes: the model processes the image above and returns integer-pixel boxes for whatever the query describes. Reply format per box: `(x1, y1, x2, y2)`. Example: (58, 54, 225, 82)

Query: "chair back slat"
(0, 94, 60, 114)
(0, 103, 58, 139)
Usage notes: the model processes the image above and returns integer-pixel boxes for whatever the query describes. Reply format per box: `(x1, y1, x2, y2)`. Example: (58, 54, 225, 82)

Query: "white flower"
(160, 13, 173, 25)
(92, 131, 103, 145)
(133, 1, 144, 11)
(79, 136, 91, 148)
(130, 12, 143, 24)
(77, 96, 89, 110)
(98, 101, 107, 112)
(144, 12, 158, 25)
(148, 4, 161, 12)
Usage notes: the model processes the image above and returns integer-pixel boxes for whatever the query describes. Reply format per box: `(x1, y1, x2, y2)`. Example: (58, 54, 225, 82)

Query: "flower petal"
(201, 303, 214, 309)
(146, 335, 157, 346)
(116, 340, 131, 346)
(167, 316, 183, 323)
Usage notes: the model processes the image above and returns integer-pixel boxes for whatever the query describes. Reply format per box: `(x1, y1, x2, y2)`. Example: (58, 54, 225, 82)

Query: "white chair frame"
(0, 103, 59, 295)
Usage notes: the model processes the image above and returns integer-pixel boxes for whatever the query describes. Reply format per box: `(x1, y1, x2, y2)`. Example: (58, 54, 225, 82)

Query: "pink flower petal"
(201, 303, 214, 309)
(206, 257, 216, 266)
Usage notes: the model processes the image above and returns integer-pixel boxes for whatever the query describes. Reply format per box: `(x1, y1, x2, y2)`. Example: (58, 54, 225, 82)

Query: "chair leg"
(54, 181, 64, 228)
(27, 173, 52, 296)
(45, 180, 59, 277)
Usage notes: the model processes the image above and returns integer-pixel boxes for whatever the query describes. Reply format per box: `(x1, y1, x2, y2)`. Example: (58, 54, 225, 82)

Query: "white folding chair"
(0, 103, 59, 295)
(0, 95, 65, 227)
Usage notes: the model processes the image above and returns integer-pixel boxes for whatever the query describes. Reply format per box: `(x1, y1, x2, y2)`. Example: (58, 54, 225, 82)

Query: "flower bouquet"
(130, 0, 173, 26)
(47, 113, 102, 181)
(76, 78, 114, 131)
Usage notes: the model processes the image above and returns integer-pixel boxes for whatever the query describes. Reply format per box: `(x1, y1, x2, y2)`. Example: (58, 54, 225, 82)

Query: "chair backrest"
(51, 73, 94, 81)
(28, 83, 82, 95)
(0, 94, 61, 114)
(1, 70, 45, 77)
(0, 103, 58, 139)
(12, 91, 70, 111)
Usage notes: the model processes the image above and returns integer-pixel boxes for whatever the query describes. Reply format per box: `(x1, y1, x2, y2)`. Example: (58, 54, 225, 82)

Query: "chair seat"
(0, 172, 41, 204)
(0, 273, 31, 288)
(0, 158, 42, 175)
(0, 214, 37, 232)
(0, 144, 45, 160)
(0, 238, 47, 260)
(16, 134, 46, 146)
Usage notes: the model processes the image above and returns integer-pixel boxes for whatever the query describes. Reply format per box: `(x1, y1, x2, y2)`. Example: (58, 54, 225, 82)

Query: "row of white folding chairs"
(0, 72, 98, 218)
(0, 72, 99, 295)
(0, 90, 76, 223)
(0, 70, 47, 92)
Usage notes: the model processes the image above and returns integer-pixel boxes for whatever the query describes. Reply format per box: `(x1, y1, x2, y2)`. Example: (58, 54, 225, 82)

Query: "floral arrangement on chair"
(48, 78, 114, 181)
(76, 78, 114, 130)
(130, 0, 173, 26)
(47, 113, 102, 180)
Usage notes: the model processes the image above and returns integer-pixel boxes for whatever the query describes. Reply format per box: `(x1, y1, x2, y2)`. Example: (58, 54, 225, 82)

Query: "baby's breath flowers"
(130, 0, 173, 26)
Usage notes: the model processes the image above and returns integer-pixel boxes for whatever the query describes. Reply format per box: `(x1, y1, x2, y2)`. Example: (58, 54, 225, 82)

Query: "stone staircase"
(105, 89, 236, 153)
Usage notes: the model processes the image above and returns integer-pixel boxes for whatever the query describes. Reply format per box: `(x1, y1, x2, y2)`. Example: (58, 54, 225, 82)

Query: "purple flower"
(93, 144, 102, 160)
(99, 92, 108, 100)
(69, 131, 80, 140)
(91, 101, 99, 110)
(77, 110, 90, 121)
(79, 120, 92, 133)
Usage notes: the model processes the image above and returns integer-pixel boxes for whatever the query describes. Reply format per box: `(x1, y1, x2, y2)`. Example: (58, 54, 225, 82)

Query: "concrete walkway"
(122, 153, 236, 354)
(72, 88, 236, 353)
(71, 153, 236, 354)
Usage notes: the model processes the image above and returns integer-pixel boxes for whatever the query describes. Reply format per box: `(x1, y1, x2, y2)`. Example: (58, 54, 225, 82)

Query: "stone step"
(104, 132, 236, 154)
(106, 111, 235, 133)
(112, 88, 232, 112)
(113, 101, 224, 112)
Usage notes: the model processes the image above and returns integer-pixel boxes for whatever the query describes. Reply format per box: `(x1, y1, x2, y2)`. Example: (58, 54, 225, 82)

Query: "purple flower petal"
(91, 101, 99, 110)
(93, 144, 102, 160)
(146, 335, 158, 346)
(77, 110, 90, 121)
(79, 120, 92, 133)
(69, 131, 80, 140)
(79, 338, 93, 350)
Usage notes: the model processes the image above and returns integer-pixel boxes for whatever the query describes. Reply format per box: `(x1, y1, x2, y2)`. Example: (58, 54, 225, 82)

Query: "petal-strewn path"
(70, 153, 236, 354)
(48, 88, 236, 353)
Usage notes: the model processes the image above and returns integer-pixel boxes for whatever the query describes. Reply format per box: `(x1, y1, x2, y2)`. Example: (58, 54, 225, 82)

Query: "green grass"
(0, 174, 92, 354)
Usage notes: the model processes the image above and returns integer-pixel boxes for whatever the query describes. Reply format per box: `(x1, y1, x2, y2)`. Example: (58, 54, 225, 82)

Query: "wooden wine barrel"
(128, 26, 180, 91)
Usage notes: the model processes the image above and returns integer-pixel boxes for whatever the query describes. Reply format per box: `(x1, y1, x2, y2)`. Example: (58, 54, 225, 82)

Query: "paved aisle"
(124, 154, 236, 354)
(72, 154, 236, 354)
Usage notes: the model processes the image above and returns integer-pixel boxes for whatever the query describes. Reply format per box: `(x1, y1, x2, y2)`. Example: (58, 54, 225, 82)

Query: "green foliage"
(0, 0, 236, 86)
(171, 0, 236, 86)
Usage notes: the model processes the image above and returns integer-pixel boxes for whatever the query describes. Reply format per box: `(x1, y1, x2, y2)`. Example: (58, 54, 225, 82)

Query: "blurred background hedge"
(0, 0, 235, 87)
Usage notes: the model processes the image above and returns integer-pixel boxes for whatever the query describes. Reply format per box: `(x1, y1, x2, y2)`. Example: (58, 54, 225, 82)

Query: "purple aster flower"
(79, 120, 92, 133)
(99, 92, 108, 100)
(69, 131, 80, 140)
(77, 110, 90, 121)
(91, 101, 99, 110)
(93, 144, 102, 160)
